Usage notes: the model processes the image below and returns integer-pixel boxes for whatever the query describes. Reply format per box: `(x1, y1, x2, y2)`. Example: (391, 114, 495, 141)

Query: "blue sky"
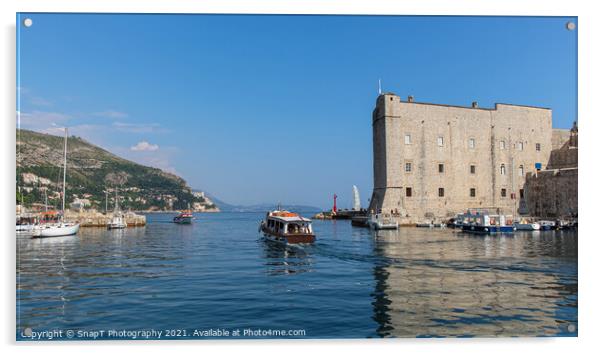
(16, 14, 577, 209)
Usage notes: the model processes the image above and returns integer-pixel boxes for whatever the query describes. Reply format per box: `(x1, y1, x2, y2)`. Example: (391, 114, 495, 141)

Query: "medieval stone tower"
(368, 92, 554, 224)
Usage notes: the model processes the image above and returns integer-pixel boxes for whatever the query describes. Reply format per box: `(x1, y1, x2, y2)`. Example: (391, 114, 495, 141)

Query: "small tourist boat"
(173, 210, 194, 224)
(259, 210, 315, 244)
(367, 213, 399, 230)
(459, 209, 514, 234)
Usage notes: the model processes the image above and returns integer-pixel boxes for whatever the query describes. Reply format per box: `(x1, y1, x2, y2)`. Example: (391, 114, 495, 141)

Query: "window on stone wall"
(519, 165, 524, 176)
(500, 164, 506, 175)
(518, 142, 524, 151)
(438, 188, 445, 197)
(520, 189, 525, 199)
(536, 143, 541, 151)
(438, 163, 444, 173)
(405, 162, 412, 172)
(406, 187, 412, 197)
(470, 188, 476, 197)
(500, 140, 506, 150)
(501, 188, 507, 197)
(405, 134, 411, 145)
(470, 165, 476, 174)
(469, 138, 475, 149)
(437, 136, 444, 147)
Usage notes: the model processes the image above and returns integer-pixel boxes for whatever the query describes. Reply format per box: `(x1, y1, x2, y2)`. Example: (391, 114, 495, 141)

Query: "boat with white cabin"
(459, 209, 515, 234)
(259, 210, 315, 244)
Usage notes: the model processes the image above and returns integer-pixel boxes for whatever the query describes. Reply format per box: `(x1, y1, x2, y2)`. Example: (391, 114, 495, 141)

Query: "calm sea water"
(16, 212, 577, 339)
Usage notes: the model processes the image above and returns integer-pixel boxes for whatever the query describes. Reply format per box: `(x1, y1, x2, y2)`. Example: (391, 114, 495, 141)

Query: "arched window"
(500, 164, 506, 175)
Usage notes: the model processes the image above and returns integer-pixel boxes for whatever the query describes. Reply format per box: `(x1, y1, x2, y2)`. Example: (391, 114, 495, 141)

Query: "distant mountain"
(16, 129, 218, 212)
(204, 194, 320, 213)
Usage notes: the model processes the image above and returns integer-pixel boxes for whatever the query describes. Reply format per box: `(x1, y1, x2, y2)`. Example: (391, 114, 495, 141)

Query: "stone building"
(523, 123, 578, 218)
(368, 93, 558, 224)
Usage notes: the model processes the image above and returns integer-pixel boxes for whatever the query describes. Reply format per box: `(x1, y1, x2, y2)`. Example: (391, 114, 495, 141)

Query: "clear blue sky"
(17, 14, 577, 209)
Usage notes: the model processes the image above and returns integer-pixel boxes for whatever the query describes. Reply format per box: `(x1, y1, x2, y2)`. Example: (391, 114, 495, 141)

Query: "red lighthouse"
(332, 194, 338, 214)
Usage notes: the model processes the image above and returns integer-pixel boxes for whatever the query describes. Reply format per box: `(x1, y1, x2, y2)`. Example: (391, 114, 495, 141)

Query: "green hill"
(16, 129, 217, 211)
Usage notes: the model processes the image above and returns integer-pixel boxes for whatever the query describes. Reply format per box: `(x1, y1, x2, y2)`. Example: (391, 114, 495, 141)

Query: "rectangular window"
(405, 162, 412, 172)
(406, 187, 412, 197)
(536, 143, 541, 151)
(469, 138, 475, 149)
(519, 165, 524, 176)
(470, 188, 476, 197)
(438, 163, 444, 173)
(470, 165, 476, 174)
(500, 140, 506, 150)
(500, 164, 506, 175)
(518, 142, 524, 151)
(438, 188, 445, 197)
(519, 189, 525, 199)
(501, 188, 507, 197)
(437, 136, 444, 147)
(405, 134, 411, 145)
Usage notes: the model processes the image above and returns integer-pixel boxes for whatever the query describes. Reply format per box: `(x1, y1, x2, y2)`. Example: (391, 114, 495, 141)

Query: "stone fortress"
(368, 92, 577, 224)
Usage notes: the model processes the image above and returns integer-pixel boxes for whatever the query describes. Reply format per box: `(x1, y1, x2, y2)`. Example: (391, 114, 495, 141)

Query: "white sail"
(352, 185, 361, 211)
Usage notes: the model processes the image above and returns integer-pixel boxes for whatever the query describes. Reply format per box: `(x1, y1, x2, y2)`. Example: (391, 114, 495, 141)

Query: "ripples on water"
(16, 213, 577, 338)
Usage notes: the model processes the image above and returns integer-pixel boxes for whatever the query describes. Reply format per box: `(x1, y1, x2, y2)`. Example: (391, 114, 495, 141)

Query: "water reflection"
(261, 240, 314, 276)
(371, 228, 577, 337)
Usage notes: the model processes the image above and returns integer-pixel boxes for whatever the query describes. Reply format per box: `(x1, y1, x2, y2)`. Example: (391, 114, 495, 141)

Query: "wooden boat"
(173, 210, 194, 224)
(459, 209, 514, 234)
(259, 210, 315, 244)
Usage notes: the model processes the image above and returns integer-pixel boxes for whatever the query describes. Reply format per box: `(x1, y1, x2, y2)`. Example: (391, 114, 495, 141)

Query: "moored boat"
(173, 210, 194, 224)
(459, 209, 514, 234)
(259, 210, 315, 244)
(513, 218, 541, 231)
(107, 189, 127, 229)
(539, 220, 556, 230)
(367, 213, 399, 230)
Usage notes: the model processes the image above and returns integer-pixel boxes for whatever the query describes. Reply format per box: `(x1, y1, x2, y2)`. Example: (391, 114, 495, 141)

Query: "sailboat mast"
(62, 127, 68, 213)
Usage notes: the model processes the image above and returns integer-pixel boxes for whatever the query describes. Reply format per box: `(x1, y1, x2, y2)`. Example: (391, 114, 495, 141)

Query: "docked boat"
(259, 210, 315, 244)
(513, 218, 541, 231)
(367, 213, 399, 230)
(459, 209, 514, 234)
(539, 220, 556, 230)
(32, 128, 80, 238)
(16, 213, 37, 233)
(107, 189, 127, 229)
(107, 213, 127, 229)
(173, 210, 194, 224)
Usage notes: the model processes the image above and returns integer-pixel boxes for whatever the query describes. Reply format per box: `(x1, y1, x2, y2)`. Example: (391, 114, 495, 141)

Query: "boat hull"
(261, 226, 315, 245)
(173, 217, 193, 224)
(461, 225, 514, 234)
(514, 223, 541, 231)
(34, 223, 80, 238)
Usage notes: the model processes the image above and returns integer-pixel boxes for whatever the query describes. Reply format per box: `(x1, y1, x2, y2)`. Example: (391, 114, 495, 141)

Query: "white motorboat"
(514, 220, 541, 231)
(367, 213, 399, 230)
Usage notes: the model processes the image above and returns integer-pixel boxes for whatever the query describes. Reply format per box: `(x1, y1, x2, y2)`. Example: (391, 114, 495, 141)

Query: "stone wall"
(524, 168, 578, 218)
(369, 93, 553, 224)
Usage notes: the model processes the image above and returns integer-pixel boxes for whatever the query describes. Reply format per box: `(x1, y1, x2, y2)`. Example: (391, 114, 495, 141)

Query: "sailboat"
(32, 128, 80, 238)
(107, 188, 127, 229)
